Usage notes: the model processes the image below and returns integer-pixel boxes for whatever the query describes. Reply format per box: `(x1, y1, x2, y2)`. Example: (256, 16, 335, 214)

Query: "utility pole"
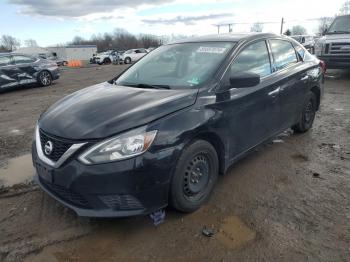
(280, 17, 284, 34)
(229, 24, 232, 33)
(217, 25, 220, 34)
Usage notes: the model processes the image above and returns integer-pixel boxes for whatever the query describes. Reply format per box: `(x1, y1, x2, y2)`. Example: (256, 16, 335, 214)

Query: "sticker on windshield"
(196, 46, 227, 54)
(187, 77, 200, 85)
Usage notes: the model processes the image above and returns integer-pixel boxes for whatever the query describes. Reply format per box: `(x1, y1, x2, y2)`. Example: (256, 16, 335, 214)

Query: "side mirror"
(229, 72, 260, 89)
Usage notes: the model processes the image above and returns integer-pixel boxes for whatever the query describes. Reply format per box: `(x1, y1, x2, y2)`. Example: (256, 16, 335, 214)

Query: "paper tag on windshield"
(197, 46, 227, 54)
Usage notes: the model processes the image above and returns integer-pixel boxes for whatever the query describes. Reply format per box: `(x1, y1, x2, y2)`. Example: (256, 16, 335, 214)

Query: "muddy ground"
(0, 65, 349, 262)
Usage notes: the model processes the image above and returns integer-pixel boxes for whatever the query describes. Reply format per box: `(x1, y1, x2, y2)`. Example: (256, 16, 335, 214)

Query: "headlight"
(78, 127, 157, 164)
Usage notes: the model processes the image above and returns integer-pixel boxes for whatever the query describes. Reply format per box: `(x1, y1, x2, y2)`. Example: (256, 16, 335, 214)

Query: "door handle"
(268, 87, 280, 97)
(300, 74, 309, 81)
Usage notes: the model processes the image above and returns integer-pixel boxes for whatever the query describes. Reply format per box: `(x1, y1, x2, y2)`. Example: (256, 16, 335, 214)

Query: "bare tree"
(0, 35, 21, 51)
(283, 29, 292, 36)
(24, 39, 38, 47)
(316, 17, 334, 35)
(250, 22, 264, 32)
(291, 25, 307, 35)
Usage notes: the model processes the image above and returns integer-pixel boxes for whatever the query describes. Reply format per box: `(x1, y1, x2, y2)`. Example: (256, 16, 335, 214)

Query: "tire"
(292, 92, 317, 133)
(38, 71, 52, 87)
(124, 57, 131, 64)
(103, 58, 111, 65)
(170, 140, 219, 213)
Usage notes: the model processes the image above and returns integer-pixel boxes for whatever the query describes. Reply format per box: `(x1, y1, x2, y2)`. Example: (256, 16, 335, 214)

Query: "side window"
(13, 55, 35, 64)
(0, 56, 11, 66)
(230, 41, 272, 78)
(269, 40, 298, 71)
(135, 50, 141, 54)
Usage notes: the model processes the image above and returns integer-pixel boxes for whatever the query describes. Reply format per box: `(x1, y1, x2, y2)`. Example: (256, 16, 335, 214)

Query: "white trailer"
(47, 45, 97, 61)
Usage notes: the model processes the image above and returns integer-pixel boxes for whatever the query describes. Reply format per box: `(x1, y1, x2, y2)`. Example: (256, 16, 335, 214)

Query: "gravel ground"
(0, 66, 349, 262)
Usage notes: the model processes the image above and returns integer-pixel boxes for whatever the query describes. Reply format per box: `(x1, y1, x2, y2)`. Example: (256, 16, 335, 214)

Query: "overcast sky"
(0, 0, 346, 46)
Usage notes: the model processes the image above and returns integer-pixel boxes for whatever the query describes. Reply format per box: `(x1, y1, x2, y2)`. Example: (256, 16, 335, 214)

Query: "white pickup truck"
(315, 15, 350, 69)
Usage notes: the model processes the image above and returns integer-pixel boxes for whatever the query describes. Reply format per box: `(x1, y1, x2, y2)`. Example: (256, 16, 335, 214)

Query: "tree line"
(69, 28, 162, 52)
(0, 28, 162, 53)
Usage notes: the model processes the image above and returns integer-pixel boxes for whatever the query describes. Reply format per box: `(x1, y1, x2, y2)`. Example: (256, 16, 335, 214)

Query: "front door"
(217, 40, 282, 159)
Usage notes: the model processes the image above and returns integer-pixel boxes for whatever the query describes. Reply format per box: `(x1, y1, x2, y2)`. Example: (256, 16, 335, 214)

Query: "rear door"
(13, 55, 37, 85)
(268, 39, 309, 129)
(0, 55, 19, 89)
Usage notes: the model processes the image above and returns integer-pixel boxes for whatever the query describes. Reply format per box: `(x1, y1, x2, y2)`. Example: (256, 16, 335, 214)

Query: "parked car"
(32, 33, 324, 217)
(120, 48, 148, 64)
(37, 53, 68, 66)
(94, 50, 117, 65)
(0, 53, 60, 91)
(315, 14, 350, 69)
(291, 35, 315, 54)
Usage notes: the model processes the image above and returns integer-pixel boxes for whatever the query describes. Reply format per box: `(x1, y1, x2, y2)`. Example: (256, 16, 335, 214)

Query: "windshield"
(328, 16, 350, 33)
(116, 42, 235, 89)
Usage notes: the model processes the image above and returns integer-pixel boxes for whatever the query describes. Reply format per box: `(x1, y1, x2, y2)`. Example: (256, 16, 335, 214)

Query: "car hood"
(39, 82, 198, 140)
(320, 33, 350, 42)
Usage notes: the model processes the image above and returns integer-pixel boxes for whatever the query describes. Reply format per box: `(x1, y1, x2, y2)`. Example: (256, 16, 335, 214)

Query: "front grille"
(99, 194, 143, 210)
(329, 42, 350, 55)
(325, 44, 330, 54)
(39, 130, 73, 162)
(40, 177, 91, 208)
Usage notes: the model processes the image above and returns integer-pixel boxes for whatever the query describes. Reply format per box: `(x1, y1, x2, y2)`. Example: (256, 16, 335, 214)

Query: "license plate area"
(36, 162, 53, 183)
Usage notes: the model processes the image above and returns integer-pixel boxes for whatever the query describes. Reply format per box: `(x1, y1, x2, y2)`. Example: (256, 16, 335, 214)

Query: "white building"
(47, 45, 97, 61)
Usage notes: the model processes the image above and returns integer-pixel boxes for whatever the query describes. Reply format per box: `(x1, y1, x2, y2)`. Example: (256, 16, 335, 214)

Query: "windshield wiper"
(127, 83, 171, 90)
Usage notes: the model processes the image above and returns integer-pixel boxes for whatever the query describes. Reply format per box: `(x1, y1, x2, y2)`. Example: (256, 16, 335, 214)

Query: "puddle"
(216, 216, 256, 249)
(0, 154, 35, 187)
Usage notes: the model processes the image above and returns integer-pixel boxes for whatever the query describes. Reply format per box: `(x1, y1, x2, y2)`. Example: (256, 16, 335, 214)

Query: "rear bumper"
(318, 55, 350, 69)
(48, 68, 60, 80)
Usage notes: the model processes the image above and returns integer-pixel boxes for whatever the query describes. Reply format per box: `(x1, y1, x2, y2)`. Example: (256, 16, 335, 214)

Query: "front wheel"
(170, 140, 219, 213)
(292, 92, 317, 133)
(38, 71, 52, 87)
(103, 58, 111, 64)
(124, 57, 131, 64)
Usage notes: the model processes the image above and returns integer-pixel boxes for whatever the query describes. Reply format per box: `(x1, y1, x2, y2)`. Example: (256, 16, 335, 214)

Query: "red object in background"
(319, 60, 327, 73)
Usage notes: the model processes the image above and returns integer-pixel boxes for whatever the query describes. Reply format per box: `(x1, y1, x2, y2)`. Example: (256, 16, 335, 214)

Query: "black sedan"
(0, 53, 60, 91)
(32, 33, 324, 217)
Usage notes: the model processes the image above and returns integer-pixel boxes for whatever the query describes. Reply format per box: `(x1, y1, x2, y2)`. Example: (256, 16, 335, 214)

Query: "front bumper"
(32, 140, 175, 217)
(317, 55, 350, 69)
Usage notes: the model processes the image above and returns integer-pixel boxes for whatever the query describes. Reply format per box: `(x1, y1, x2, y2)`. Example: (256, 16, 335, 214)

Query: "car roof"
(170, 33, 280, 44)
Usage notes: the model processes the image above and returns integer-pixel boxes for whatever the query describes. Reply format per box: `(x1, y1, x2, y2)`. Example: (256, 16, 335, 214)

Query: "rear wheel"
(38, 71, 52, 87)
(292, 92, 317, 133)
(170, 140, 219, 213)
